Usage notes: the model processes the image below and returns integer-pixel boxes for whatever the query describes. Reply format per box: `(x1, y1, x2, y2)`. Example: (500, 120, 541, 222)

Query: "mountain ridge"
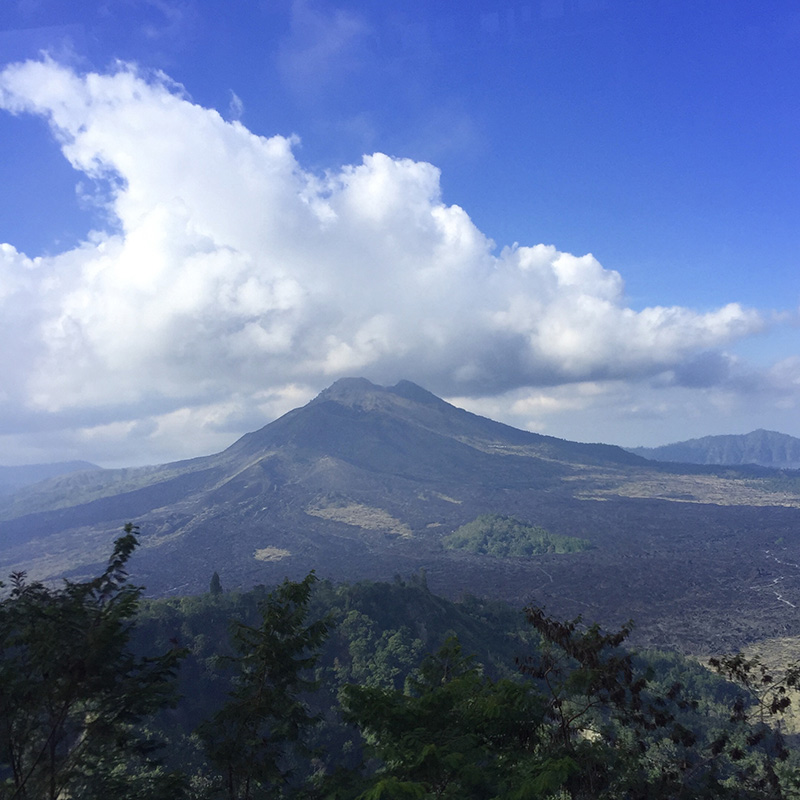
(0, 461, 101, 497)
(628, 429, 800, 469)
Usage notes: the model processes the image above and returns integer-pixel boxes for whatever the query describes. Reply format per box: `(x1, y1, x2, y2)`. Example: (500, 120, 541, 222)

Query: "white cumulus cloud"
(0, 58, 776, 464)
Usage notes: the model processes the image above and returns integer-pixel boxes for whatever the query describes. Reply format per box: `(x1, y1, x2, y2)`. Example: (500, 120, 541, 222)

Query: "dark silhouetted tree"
(199, 572, 332, 800)
(0, 524, 187, 800)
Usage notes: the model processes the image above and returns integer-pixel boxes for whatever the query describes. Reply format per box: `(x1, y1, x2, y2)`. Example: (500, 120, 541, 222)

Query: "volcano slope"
(2, 377, 800, 655)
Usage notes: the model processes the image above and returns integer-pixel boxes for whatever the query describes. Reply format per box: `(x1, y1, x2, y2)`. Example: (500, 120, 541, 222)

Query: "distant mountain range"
(2, 378, 800, 655)
(0, 461, 100, 496)
(628, 429, 800, 469)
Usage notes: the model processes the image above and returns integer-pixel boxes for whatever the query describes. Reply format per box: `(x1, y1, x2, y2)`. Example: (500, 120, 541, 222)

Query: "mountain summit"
(312, 377, 444, 408)
(226, 377, 643, 474)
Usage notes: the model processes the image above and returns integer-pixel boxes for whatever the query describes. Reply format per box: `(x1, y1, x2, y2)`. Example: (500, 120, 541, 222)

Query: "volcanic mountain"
(2, 378, 800, 654)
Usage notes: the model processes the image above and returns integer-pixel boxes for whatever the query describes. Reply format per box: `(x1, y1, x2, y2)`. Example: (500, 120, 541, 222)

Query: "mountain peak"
(314, 377, 381, 405)
(311, 377, 442, 410)
(387, 380, 443, 406)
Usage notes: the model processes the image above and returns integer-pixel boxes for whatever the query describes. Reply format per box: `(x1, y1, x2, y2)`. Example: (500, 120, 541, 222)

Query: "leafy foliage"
(341, 636, 547, 800)
(342, 607, 800, 799)
(0, 524, 186, 800)
(517, 608, 799, 799)
(198, 572, 333, 800)
(709, 653, 800, 726)
(134, 573, 535, 788)
(444, 514, 591, 557)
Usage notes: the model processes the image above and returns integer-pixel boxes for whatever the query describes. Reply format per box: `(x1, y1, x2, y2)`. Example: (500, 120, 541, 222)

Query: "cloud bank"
(0, 58, 787, 464)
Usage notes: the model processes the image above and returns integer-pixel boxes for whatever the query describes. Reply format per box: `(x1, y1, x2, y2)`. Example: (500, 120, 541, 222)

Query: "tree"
(708, 652, 800, 797)
(0, 524, 187, 800)
(199, 572, 332, 800)
(519, 606, 798, 799)
(343, 607, 800, 800)
(341, 635, 550, 800)
(210, 572, 223, 596)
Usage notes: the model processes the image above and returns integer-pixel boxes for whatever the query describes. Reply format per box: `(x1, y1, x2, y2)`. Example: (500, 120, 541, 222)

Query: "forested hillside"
(2, 528, 800, 799)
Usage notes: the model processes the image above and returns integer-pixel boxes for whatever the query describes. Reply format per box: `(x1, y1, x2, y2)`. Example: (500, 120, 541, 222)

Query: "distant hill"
(628, 430, 800, 469)
(0, 461, 101, 496)
(3, 378, 800, 655)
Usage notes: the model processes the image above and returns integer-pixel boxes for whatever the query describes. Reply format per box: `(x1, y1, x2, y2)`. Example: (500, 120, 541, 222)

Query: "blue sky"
(0, 0, 798, 467)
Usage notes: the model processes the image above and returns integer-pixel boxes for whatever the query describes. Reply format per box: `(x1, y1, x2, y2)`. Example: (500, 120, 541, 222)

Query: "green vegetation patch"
(444, 513, 591, 557)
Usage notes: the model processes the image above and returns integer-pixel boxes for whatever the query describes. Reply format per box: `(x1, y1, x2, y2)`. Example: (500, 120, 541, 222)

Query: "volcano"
(3, 378, 800, 654)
